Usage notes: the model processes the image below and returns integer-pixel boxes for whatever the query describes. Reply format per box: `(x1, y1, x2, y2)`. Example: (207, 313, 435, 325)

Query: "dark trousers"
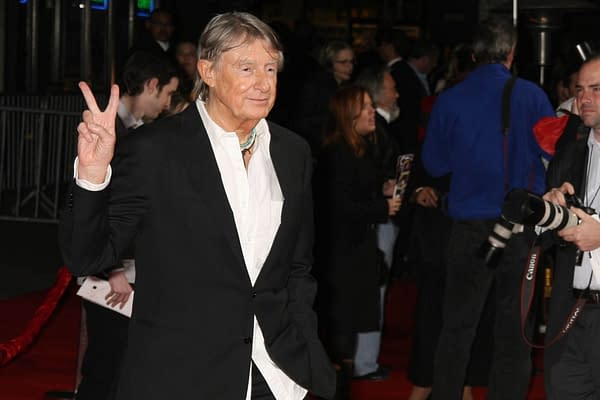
(432, 220, 534, 400)
(549, 305, 600, 400)
(77, 300, 129, 400)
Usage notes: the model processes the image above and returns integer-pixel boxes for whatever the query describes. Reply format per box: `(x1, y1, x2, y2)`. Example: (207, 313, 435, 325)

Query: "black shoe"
(353, 365, 390, 381)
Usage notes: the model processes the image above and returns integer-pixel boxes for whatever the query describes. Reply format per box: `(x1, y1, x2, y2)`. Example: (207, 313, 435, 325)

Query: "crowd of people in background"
(68, 7, 600, 400)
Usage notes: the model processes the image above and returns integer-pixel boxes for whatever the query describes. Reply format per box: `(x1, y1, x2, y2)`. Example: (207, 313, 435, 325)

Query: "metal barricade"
(0, 95, 91, 222)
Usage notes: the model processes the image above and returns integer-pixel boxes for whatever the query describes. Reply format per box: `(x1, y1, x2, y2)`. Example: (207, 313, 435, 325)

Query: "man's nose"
(255, 71, 271, 91)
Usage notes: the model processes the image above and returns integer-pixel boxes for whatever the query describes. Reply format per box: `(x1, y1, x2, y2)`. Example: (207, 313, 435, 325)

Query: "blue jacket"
(422, 64, 555, 219)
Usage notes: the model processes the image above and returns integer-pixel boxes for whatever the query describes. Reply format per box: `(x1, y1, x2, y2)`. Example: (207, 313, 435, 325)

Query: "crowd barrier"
(0, 94, 105, 223)
(0, 266, 72, 366)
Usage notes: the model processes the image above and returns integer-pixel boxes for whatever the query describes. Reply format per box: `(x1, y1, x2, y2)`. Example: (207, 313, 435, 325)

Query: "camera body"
(481, 189, 595, 268)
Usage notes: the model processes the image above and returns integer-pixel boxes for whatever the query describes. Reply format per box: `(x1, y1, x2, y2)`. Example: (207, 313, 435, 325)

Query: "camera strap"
(520, 242, 587, 348)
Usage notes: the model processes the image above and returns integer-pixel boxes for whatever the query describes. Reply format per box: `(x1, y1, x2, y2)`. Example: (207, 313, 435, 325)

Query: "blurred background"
(3, 0, 600, 95)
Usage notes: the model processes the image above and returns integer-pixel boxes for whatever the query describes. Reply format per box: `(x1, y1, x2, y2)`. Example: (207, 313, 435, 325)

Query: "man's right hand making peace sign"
(76, 82, 120, 184)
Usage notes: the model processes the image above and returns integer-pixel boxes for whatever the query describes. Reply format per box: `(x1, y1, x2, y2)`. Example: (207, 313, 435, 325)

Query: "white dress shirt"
(376, 107, 391, 124)
(573, 131, 600, 290)
(196, 100, 306, 400)
(387, 56, 402, 68)
(117, 100, 144, 131)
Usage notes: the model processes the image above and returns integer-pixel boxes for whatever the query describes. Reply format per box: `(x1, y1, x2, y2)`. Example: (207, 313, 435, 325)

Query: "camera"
(480, 189, 594, 268)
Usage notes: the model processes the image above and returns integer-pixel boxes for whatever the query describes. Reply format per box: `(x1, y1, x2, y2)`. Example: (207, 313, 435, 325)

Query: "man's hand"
(382, 179, 396, 197)
(415, 187, 439, 208)
(105, 270, 133, 309)
(77, 82, 120, 184)
(558, 207, 600, 252)
(387, 197, 402, 216)
(543, 181, 575, 207)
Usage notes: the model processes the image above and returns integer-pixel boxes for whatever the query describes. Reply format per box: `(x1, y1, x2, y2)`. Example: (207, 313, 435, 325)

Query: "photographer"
(421, 17, 555, 400)
(543, 55, 600, 400)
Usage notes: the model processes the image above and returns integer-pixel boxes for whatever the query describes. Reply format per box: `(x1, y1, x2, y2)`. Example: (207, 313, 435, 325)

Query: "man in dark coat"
(60, 12, 335, 400)
(543, 54, 600, 400)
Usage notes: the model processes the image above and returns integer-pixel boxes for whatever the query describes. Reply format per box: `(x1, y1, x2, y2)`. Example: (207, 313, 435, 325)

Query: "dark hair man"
(391, 39, 439, 153)
(117, 51, 180, 127)
(421, 17, 555, 400)
(129, 9, 176, 59)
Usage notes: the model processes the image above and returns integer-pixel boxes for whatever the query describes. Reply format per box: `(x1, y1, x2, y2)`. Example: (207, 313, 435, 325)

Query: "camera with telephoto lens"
(480, 188, 595, 269)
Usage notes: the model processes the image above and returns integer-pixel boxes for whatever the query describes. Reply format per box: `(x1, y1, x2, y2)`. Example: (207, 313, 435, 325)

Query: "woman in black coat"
(314, 85, 402, 398)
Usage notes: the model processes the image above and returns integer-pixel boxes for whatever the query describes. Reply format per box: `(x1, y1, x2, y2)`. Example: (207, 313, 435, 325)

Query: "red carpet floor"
(0, 279, 546, 400)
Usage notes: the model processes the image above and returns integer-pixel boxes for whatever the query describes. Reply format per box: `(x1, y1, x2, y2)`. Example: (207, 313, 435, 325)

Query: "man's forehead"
(578, 64, 600, 85)
(222, 40, 279, 62)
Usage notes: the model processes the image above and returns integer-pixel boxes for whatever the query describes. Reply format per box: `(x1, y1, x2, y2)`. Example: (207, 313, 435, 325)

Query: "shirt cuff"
(73, 157, 112, 191)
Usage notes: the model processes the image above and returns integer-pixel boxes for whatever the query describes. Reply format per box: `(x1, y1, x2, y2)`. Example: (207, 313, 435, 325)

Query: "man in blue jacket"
(421, 17, 554, 400)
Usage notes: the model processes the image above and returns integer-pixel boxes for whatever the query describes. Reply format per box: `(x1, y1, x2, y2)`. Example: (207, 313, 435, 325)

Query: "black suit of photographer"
(543, 134, 600, 399)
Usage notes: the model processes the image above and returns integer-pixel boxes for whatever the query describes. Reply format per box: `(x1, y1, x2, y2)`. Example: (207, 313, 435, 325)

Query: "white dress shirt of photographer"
(545, 126, 600, 287)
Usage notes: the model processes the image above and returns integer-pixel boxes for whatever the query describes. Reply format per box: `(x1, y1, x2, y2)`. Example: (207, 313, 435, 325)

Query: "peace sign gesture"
(76, 82, 120, 184)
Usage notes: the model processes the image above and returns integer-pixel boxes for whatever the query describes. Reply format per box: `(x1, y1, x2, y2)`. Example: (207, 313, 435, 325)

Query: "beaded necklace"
(240, 128, 257, 155)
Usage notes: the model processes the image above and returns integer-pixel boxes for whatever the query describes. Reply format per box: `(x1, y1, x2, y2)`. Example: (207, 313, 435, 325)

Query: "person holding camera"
(543, 54, 600, 400)
(420, 17, 555, 400)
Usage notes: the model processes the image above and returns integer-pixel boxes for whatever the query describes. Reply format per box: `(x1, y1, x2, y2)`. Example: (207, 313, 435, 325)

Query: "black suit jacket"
(543, 137, 588, 388)
(390, 60, 428, 153)
(60, 105, 335, 399)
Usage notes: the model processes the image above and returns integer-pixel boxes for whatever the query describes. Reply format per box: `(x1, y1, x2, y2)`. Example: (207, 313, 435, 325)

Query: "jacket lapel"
(178, 106, 248, 280)
(255, 124, 292, 283)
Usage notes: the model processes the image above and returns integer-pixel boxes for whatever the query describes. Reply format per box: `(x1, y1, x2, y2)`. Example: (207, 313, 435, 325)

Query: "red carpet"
(0, 280, 546, 399)
(0, 284, 80, 399)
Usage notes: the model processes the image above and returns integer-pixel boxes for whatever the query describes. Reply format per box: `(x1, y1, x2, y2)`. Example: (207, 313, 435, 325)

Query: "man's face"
(576, 60, 600, 131)
(148, 12, 174, 42)
(176, 42, 198, 78)
(377, 72, 399, 114)
(146, 77, 179, 120)
(201, 39, 279, 130)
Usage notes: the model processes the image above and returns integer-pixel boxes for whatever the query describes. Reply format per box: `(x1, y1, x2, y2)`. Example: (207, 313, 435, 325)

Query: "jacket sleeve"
(285, 142, 336, 398)
(59, 134, 149, 277)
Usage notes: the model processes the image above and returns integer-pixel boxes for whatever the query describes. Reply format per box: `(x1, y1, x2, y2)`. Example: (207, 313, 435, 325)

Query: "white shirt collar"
(195, 99, 269, 149)
(117, 99, 144, 130)
(376, 107, 391, 123)
(387, 56, 402, 67)
(156, 40, 170, 52)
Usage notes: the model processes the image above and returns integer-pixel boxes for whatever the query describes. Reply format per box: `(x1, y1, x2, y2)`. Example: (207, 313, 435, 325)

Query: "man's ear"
(197, 60, 216, 88)
(145, 77, 159, 94)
